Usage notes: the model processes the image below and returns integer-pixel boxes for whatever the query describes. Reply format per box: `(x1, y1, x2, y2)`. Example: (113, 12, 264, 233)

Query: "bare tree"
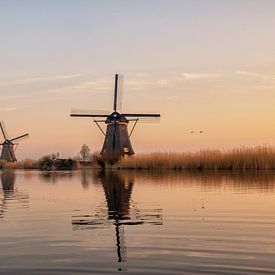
(79, 144, 91, 161)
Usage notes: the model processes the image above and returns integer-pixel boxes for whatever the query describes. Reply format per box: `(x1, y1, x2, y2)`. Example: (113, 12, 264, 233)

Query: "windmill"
(71, 74, 160, 159)
(0, 122, 29, 162)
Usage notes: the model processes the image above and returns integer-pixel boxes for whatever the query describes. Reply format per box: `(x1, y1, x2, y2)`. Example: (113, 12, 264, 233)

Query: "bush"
(38, 156, 77, 171)
(53, 158, 76, 170)
(38, 155, 54, 171)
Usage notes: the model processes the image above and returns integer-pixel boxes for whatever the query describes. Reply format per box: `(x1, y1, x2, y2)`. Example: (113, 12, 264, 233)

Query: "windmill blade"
(71, 109, 109, 118)
(124, 113, 160, 123)
(10, 133, 29, 142)
(117, 74, 124, 112)
(122, 113, 161, 117)
(0, 121, 8, 140)
(10, 143, 17, 161)
(132, 117, 160, 123)
(113, 74, 124, 112)
(8, 144, 15, 162)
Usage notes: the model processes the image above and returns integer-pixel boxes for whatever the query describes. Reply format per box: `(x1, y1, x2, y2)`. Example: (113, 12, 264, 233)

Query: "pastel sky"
(1, 0, 275, 159)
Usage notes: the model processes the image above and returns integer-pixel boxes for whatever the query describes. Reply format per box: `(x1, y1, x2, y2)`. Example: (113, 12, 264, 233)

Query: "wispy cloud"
(71, 79, 112, 91)
(0, 95, 29, 100)
(0, 106, 19, 112)
(235, 70, 275, 80)
(0, 73, 89, 87)
(233, 70, 275, 92)
(179, 73, 224, 80)
(36, 70, 275, 99)
(49, 77, 112, 95)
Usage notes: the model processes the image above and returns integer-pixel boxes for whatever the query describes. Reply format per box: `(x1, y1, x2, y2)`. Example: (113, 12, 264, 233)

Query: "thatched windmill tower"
(0, 122, 29, 162)
(71, 74, 160, 159)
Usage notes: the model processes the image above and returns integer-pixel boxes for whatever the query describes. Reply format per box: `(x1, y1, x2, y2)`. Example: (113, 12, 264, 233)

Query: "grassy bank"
(1, 146, 275, 171)
(115, 146, 275, 171)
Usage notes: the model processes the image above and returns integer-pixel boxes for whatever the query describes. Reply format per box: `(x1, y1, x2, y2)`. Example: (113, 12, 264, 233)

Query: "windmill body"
(71, 74, 160, 159)
(101, 112, 134, 158)
(1, 140, 17, 162)
(0, 122, 29, 162)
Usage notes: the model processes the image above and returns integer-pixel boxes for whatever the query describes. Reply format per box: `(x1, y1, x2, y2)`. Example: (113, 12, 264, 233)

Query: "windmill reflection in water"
(0, 172, 29, 219)
(72, 171, 163, 266)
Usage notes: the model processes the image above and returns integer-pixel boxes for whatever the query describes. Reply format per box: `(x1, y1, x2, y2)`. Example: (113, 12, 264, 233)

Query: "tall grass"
(116, 146, 275, 170)
(0, 159, 38, 169)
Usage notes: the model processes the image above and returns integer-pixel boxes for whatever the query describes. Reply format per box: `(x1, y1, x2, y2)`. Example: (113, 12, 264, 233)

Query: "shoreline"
(1, 146, 275, 171)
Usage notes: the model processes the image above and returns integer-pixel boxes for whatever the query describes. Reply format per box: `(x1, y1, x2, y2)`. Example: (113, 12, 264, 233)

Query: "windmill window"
(124, 147, 129, 153)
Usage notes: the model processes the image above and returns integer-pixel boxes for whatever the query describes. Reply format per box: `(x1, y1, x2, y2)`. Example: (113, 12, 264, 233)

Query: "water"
(1, 170, 275, 274)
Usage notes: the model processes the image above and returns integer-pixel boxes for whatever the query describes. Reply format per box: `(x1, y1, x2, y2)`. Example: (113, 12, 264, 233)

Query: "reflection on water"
(0, 171, 29, 219)
(127, 170, 275, 192)
(39, 171, 74, 184)
(37, 169, 275, 193)
(1, 170, 275, 274)
(72, 171, 163, 266)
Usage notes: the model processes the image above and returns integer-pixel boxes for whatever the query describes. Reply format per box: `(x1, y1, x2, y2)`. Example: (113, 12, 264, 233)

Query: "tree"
(79, 144, 91, 161)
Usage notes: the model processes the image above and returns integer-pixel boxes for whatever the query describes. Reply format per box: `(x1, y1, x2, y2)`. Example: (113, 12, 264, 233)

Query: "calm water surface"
(1, 170, 275, 274)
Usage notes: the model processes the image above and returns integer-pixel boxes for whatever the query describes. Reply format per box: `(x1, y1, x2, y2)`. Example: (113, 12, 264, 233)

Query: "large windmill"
(71, 74, 160, 159)
(0, 122, 29, 162)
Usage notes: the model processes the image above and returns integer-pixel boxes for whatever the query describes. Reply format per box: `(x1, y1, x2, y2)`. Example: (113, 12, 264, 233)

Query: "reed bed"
(116, 146, 275, 170)
(0, 159, 38, 169)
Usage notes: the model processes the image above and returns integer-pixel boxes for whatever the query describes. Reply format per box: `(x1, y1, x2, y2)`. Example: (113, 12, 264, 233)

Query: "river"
(1, 170, 275, 274)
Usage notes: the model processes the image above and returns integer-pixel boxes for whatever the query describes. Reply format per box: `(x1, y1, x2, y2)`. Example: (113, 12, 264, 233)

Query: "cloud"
(14, 70, 275, 100)
(51, 71, 264, 97)
(72, 79, 112, 91)
(0, 73, 89, 87)
(0, 95, 29, 100)
(179, 73, 224, 80)
(49, 78, 112, 95)
(135, 72, 150, 77)
(235, 70, 275, 80)
(252, 84, 275, 91)
(234, 71, 275, 92)
(0, 106, 19, 112)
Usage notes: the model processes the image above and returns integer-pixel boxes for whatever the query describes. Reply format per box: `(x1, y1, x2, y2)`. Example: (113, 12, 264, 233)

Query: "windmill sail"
(0, 121, 8, 140)
(113, 74, 124, 112)
(71, 109, 109, 117)
(122, 113, 160, 117)
(128, 117, 160, 123)
(10, 134, 29, 142)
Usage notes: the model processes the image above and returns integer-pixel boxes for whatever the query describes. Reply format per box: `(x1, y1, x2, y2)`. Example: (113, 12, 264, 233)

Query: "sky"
(0, 0, 275, 159)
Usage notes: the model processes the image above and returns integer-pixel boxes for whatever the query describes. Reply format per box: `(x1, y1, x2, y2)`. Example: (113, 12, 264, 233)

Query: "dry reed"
(0, 159, 38, 169)
(116, 146, 275, 170)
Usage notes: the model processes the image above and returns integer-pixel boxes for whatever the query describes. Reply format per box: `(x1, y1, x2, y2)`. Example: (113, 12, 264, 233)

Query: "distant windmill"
(0, 122, 29, 162)
(71, 74, 160, 159)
